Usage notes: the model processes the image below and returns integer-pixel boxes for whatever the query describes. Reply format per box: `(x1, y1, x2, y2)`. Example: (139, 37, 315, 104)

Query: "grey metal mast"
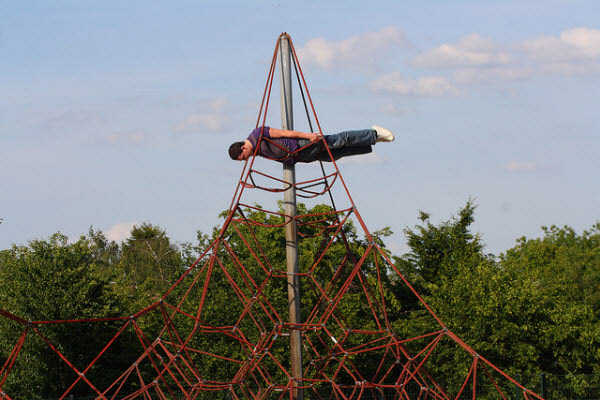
(279, 33, 304, 400)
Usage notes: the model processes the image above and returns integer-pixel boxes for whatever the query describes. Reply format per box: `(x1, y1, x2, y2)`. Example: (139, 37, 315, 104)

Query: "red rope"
(0, 32, 544, 400)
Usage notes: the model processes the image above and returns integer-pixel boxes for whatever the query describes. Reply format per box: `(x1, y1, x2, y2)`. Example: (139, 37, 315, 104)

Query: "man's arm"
(269, 128, 321, 142)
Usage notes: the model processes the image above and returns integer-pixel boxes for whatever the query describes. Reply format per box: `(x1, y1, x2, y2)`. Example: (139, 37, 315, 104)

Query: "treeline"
(0, 203, 599, 398)
(392, 204, 600, 393)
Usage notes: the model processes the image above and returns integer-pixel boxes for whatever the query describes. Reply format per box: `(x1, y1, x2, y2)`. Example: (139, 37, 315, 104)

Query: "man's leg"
(294, 139, 322, 162)
(294, 128, 381, 162)
(323, 129, 377, 149)
(317, 146, 372, 161)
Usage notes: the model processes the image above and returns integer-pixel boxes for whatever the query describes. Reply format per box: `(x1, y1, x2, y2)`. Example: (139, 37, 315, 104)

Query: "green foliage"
(395, 201, 487, 288)
(394, 204, 600, 393)
(87, 227, 121, 276)
(121, 223, 185, 294)
(1, 204, 598, 398)
(499, 224, 600, 377)
(0, 234, 128, 398)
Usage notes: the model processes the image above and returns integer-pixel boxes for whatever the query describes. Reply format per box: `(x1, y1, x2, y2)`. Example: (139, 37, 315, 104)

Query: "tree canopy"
(0, 205, 599, 397)
(393, 205, 600, 391)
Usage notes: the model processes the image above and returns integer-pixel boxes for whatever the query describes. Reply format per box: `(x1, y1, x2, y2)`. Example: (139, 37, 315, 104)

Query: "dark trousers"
(295, 129, 376, 162)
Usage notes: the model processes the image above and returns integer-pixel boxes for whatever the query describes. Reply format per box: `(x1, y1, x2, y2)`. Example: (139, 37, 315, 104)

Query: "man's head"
(229, 140, 253, 161)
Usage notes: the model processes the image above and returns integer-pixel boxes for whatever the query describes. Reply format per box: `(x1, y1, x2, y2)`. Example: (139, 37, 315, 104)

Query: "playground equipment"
(0, 34, 545, 400)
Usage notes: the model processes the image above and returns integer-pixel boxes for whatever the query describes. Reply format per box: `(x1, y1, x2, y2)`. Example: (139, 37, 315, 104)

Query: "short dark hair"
(229, 141, 245, 160)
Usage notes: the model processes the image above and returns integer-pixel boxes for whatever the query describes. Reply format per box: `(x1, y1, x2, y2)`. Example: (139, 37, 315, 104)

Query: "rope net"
(0, 34, 545, 400)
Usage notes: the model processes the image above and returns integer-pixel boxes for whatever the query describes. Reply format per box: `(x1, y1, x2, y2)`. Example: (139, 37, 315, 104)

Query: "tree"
(0, 234, 130, 398)
(3, 205, 596, 397)
(499, 224, 600, 377)
(87, 227, 121, 276)
(393, 204, 600, 393)
(394, 201, 489, 289)
(389, 202, 495, 392)
(120, 223, 186, 297)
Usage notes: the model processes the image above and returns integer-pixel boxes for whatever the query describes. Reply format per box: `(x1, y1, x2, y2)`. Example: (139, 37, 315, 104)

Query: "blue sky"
(2, 0, 599, 256)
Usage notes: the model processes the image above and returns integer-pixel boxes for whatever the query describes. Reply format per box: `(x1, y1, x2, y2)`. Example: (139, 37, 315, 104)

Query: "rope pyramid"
(0, 34, 545, 400)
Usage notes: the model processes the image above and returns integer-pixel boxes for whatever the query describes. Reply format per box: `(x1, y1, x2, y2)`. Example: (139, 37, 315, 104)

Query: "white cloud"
(413, 34, 512, 68)
(297, 27, 600, 91)
(297, 26, 407, 71)
(106, 222, 138, 242)
(412, 28, 600, 83)
(370, 72, 459, 96)
(454, 66, 532, 83)
(521, 27, 600, 61)
(518, 28, 600, 76)
(175, 97, 231, 133)
(504, 160, 537, 172)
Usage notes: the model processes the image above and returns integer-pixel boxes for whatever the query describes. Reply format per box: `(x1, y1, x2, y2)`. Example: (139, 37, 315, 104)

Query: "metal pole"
(279, 33, 304, 400)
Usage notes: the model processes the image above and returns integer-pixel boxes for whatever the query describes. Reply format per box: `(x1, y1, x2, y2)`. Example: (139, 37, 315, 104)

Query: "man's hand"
(306, 132, 322, 142)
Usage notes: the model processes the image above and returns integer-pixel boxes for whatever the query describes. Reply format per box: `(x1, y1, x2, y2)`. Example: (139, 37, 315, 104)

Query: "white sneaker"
(373, 125, 395, 142)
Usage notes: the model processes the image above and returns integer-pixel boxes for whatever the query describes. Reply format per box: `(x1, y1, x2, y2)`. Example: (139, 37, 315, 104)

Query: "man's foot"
(373, 125, 395, 142)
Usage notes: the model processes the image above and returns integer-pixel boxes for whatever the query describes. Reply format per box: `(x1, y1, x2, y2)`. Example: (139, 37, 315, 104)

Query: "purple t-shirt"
(247, 126, 298, 165)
